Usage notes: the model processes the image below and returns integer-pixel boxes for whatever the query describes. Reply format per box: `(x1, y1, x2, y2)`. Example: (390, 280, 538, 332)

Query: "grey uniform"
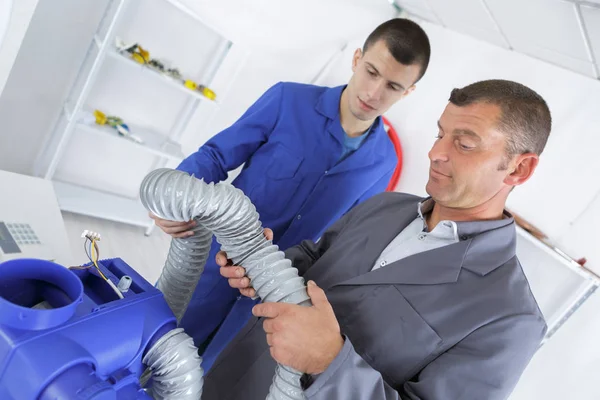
(202, 192, 546, 400)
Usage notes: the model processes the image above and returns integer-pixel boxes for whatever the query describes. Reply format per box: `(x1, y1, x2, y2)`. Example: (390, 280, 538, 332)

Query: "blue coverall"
(176, 81, 397, 371)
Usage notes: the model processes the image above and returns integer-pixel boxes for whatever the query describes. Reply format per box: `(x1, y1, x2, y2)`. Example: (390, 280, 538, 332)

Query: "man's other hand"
(218, 228, 273, 298)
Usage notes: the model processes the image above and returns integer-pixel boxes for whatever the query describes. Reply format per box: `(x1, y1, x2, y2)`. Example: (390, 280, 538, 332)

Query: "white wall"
(0, 0, 395, 185)
(319, 19, 600, 400)
(0, 0, 38, 98)
(0, 0, 108, 174)
(0, 1, 11, 50)
(510, 289, 600, 400)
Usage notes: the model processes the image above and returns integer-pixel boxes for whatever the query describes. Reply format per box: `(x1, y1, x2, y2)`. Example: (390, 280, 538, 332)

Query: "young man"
(212, 79, 551, 399)
(151, 18, 432, 368)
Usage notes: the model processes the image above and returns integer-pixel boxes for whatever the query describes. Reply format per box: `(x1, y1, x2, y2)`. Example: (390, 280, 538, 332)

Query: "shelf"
(516, 226, 600, 284)
(74, 109, 185, 162)
(96, 42, 219, 105)
(53, 180, 152, 229)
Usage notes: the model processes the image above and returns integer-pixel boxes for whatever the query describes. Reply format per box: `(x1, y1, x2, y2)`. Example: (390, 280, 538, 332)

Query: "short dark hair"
(449, 80, 552, 159)
(363, 18, 431, 83)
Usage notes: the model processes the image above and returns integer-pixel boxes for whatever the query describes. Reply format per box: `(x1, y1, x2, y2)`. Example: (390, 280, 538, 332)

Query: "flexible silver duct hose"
(158, 225, 213, 322)
(142, 328, 204, 399)
(139, 168, 311, 400)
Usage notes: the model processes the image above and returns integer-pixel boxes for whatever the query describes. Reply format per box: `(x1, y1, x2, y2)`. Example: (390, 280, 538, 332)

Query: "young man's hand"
(218, 228, 273, 298)
(149, 212, 196, 238)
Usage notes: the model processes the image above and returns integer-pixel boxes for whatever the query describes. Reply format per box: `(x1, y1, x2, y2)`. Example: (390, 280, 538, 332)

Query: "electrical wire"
(79, 236, 124, 299)
(69, 265, 91, 270)
(70, 240, 94, 271)
(84, 238, 91, 261)
(92, 238, 124, 300)
(90, 239, 108, 281)
(106, 278, 124, 300)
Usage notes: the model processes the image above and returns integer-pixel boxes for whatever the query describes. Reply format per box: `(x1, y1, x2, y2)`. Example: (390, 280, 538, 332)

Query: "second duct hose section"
(140, 168, 311, 400)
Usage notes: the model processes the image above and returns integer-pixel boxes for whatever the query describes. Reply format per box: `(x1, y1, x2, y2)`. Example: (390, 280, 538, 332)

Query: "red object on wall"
(382, 116, 403, 192)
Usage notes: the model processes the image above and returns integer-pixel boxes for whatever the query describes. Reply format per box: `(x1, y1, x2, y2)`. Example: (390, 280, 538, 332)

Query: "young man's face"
(426, 102, 529, 209)
(345, 40, 422, 121)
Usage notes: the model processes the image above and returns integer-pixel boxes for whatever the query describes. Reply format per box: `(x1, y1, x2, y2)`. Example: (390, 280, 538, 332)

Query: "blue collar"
(315, 85, 345, 119)
(315, 84, 384, 148)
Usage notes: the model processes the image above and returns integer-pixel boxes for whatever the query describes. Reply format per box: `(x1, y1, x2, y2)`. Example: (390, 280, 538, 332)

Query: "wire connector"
(81, 230, 101, 241)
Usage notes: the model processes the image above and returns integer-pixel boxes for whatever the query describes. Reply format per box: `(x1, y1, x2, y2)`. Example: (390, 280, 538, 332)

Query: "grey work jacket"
(202, 192, 547, 400)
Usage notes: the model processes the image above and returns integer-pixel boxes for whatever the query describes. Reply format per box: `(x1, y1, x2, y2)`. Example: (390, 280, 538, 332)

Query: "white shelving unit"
(35, 0, 241, 235)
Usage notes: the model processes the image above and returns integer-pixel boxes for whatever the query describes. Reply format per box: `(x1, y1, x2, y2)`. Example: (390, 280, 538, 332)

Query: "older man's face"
(426, 102, 513, 208)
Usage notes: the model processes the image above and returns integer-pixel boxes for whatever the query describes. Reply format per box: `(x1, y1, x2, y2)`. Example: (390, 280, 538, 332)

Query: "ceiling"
(391, 0, 600, 80)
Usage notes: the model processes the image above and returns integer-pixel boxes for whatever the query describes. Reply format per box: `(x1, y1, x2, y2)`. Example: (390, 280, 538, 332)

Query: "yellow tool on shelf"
(200, 86, 217, 101)
(184, 79, 197, 90)
(184, 79, 217, 100)
(131, 45, 150, 64)
(93, 110, 107, 125)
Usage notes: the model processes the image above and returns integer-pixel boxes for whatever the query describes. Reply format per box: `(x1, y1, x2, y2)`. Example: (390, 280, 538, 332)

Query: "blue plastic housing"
(0, 258, 176, 400)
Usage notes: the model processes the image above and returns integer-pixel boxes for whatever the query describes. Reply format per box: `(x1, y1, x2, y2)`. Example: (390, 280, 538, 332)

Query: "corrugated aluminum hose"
(139, 168, 310, 400)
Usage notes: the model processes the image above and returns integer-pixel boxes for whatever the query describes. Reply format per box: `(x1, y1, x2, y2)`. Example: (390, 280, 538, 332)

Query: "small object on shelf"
(93, 109, 107, 125)
(148, 59, 180, 81)
(115, 123, 130, 136)
(183, 79, 217, 100)
(130, 45, 150, 64)
(165, 68, 182, 80)
(148, 58, 166, 72)
(115, 37, 149, 64)
(86, 109, 144, 145)
(184, 79, 197, 90)
(115, 37, 130, 52)
(94, 109, 128, 134)
(198, 85, 217, 101)
(124, 42, 149, 64)
(128, 134, 144, 144)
